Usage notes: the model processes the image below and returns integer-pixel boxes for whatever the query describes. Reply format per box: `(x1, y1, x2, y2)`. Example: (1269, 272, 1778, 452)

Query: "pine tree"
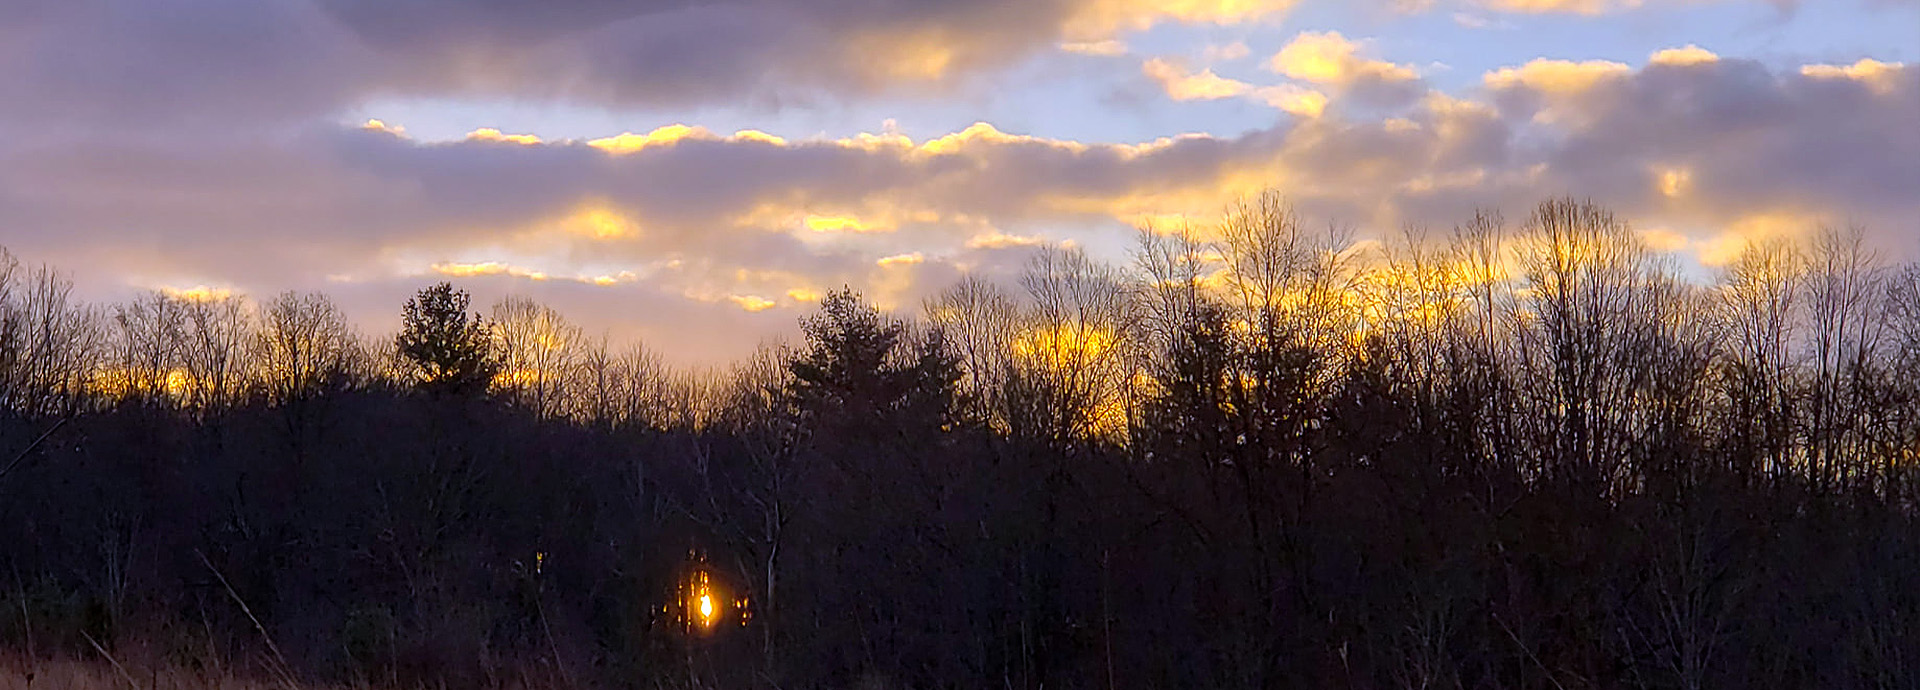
(397, 282, 500, 395)
(788, 288, 959, 432)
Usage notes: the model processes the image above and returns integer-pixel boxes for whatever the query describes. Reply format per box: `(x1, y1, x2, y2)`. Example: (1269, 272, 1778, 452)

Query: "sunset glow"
(0, 0, 1910, 367)
(3, 5, 1918, 686)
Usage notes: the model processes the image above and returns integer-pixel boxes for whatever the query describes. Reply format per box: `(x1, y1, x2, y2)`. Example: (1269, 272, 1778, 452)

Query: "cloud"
(1268, 31, 1419, 84)
(729, 295, 778, 312)
(1411, 0, 1814, 18)
(1474, 0, 1645, 14)
(1142, 58, 1254, 100)
(433, 262, 550, 281)
(1266, 31, 1426, 107)
(1204, 42, 1252, 62)
(877, 252, 927, 267)
(1802, 58, 1907, 94)
(0, 0, 1322, 136)
(1650, 45, 1720, 67)
(1, 47, 1913, 364)
(465, 128, 543, 145)
(1061, 39, 1130, 56)
(1484, 58, 1631, 93)
(1063, 0, 1302, 38)
(1450, 12, 1517, 28)
(1141, 55, 1330, 116)
(1254, 85, 1332, 117)
(157, 285, 237, 302)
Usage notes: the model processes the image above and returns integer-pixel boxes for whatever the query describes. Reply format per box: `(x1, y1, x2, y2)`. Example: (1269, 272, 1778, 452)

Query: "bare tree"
(0, 259, 102, 416)
(1011, 246, 1138, 445)
(926, 275, 1020, 429)
(255, 291, 353, 403)
(1799, 226, 1887, 491)
(574, 336, 681, 430)
(108, 292, 189, 402)
(491, 295, 584, 419)
(177, 294, 253, 411)
(1719, 240, 1801, 477)
(1509, 198, 1669, 489)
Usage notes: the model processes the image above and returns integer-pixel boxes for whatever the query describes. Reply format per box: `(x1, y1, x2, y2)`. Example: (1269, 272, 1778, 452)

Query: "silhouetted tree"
(256, 291, 353, 404)
(395, 282, 499, 396)
(491, 295, 583, 419)
(788, 287, 959, 433)
(8, 195, 1920, 690)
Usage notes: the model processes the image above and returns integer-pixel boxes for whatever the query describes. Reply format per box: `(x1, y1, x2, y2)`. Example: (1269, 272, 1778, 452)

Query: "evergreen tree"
(788, 287, 960, 432)
(397, 282, 500, 395)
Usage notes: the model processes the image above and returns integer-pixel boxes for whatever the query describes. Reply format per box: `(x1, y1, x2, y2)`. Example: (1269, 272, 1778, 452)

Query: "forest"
(3, 196, 1920, 689)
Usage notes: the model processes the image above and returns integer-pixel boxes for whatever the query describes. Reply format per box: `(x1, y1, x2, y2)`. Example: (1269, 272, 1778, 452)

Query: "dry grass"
(0, 654, 358, 690)
(0, 653, 594, 690)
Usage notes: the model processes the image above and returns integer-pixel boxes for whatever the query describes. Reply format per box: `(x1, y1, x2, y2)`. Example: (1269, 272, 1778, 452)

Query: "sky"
(2, 0, 1916, 365)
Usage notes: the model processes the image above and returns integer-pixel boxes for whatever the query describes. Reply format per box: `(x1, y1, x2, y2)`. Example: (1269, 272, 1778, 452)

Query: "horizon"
(9, 4, 1920, 687)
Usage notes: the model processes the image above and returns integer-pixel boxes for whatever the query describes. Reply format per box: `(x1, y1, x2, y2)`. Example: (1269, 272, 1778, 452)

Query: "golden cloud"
(728, 295, 778, 312)
(1637, 226, 1691, 253)
(568, 202, 641, 240)
(1649, 45, 1718, 67)
(1801, 59, 1906, 95)
(918, 121, 1091, 156)
(1484, 58, 1630, 93)
(1268, 31, 1417, 85)
(1255, 84, 1329, 117)
(361, 118, 407, 137)
(1694, 212, 1820, 267)
(803, 214, 886, 233)
(588, 124, 709, 155)
(1656, 166, 1693, 199)
(1143, 57, 1252, 100)
(1066, 0, 1302, 40)
(786, 287, 824, 302)
(432, 261, 549, 281)
(965, 231, 1048, 249)
(1475, 0, 1643, 15)
(158, 285, 235, 302)
(465, 127, 542, 145)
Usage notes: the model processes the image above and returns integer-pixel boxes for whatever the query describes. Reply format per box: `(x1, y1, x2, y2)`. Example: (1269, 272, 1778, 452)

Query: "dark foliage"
(397, 282, 501, 396)
(4, 201, 1920, 689)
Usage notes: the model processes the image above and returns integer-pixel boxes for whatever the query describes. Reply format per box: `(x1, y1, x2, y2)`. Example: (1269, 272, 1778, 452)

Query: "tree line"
(3, 196, 1920, 688)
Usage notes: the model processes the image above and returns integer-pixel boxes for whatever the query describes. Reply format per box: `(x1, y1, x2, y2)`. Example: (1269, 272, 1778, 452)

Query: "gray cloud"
(1, 17, 1914, 363)
(1, 0, 1264, 135)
